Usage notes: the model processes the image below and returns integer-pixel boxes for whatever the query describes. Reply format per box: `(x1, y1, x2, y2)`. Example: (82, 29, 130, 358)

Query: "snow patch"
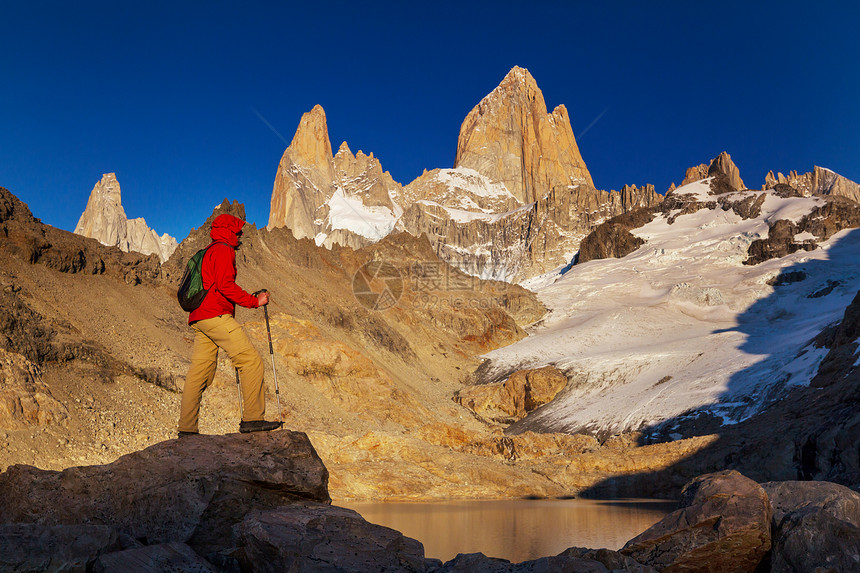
(416, 200, 534, 224)
(326, 188, 397, 240)
(435, 167, 516, 200)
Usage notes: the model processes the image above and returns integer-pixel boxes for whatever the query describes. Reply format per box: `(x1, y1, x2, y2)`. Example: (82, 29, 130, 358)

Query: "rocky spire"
(454, 66, 594, 203)
(268, 105, 336, 238)
(267, 105, 401, 248)
(681, 152, 745, 191)
(708, 151, 745, 190)
(74, 173, 177, 262)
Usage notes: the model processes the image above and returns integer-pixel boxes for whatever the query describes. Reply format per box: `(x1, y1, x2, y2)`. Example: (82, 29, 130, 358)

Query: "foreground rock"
(763, 480, 860, 573)
(0, 523, 123, 572)
(622, 470, 771, 573)
(0, 430, 330, 558)
(237, 504, 429, 573)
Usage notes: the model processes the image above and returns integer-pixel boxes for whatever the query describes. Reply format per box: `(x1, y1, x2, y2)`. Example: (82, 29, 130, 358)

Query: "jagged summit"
(288, 104, 334, 171)
(267, 68, 656, 282)
(267, 105, 401, 248)
(454, 66, 594, 202)
(764, 166, 860, 202)
(74, 173, 177, 262)
(681, 151, 745, 191)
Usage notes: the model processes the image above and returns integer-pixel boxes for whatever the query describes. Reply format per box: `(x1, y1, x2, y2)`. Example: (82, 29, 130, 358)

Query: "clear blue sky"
(2, 1, 858, 241)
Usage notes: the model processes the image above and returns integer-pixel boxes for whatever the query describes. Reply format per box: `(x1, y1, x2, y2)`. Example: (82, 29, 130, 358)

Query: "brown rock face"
(454, 365, 568, 423)
(455, 66, 594, 203)
(268, 105, 335, 240)
(396, 67, 663, 281)
(267, 105, 401, 248)
(576, 207, 654, 264)
(681, 163, 709, 186)
(763, 481, 860, 573)
(1, 185, 161, 285)
(765, 165, 860, 202)
(622, 470, 771, 573)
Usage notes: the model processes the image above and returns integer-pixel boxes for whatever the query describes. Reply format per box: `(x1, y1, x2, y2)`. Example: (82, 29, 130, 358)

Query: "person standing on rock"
(178, 213, 282, 436)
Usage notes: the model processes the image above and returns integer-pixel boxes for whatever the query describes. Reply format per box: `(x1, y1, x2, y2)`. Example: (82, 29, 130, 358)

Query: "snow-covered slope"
(480, 180, 860, 439)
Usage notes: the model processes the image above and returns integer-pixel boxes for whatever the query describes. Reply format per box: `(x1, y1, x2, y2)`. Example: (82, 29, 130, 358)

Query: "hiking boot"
(239, 420, 283, 433)
(178, 431, 199, 438)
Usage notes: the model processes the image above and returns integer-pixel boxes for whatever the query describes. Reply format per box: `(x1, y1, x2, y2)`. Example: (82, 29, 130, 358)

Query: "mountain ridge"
(268, 66, 662, 282)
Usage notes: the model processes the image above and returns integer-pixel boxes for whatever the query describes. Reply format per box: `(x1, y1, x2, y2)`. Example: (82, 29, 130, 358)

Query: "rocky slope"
(6, 181, 789, 503)
(75, 173, 178, 262)
(268, 67, 662, 282)
(4, 183, 710, 503)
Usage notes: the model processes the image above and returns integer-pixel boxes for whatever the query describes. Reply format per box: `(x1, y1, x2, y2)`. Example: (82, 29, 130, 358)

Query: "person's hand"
(257, 291, 270, 306)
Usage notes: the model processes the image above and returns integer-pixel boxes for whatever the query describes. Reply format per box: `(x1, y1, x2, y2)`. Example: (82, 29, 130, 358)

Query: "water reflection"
(340, 498, 675, 563)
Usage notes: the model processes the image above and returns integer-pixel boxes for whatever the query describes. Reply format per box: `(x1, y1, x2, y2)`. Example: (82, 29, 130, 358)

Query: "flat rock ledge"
(1, 436, 857, 572)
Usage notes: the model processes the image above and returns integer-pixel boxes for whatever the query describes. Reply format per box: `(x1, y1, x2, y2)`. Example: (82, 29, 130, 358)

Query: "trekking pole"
(235, 367, 244, 419)
(256, 289, 282, 422)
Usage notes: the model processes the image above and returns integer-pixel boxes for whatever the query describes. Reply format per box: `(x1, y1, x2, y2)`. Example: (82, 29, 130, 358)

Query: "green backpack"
(176, 243, 227, 312)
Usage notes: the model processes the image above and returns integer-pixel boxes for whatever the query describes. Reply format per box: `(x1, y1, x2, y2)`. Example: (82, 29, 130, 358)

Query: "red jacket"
(188, 214, 259, 324)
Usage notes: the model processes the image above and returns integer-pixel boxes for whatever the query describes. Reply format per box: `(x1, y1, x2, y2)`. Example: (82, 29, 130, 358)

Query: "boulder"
(0, 523, 122, 573)
(763, 480, 860, 573)
(235, 504, 428, 573)
(0, 430, 330, 556)
(454, 365, 568, 423)
(0, 347, 68, 429)
(622, 470, 771, 572)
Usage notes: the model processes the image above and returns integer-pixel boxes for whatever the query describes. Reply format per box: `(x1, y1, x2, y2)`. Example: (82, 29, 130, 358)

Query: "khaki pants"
(178, 315, 266, 432)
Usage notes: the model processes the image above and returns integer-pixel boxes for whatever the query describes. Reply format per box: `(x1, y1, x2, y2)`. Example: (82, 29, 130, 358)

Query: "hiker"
(177, 213, 282, 436)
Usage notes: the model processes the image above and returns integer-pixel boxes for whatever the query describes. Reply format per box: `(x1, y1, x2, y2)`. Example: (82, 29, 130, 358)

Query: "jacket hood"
(210, 213, 245, 247)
